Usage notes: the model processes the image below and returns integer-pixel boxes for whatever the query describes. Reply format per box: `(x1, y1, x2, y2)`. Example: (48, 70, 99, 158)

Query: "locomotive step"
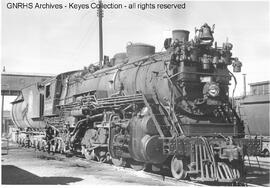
(187, 170, 200, 174)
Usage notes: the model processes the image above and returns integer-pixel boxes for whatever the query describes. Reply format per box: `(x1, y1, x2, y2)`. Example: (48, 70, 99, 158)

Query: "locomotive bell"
(197, 23, 214, 42)
(172, 30, 190, 43)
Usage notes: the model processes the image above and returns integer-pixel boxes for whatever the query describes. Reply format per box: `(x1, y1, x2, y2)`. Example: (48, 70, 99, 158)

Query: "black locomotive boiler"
(12, 23, 259, 183)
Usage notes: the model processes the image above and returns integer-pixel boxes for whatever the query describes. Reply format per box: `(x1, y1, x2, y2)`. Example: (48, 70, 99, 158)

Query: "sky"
(1, 0, 270, 110)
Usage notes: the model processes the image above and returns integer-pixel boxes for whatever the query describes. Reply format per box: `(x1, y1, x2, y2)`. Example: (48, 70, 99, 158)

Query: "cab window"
(45, 84, 51, 99)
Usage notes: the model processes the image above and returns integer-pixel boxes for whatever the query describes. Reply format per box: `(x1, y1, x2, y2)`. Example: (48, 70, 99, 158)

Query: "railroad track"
(21, 146, 265, 187)
(245, 159, 270, 168)
(26, 146, 207, 186)
(79, 157, 206, 186)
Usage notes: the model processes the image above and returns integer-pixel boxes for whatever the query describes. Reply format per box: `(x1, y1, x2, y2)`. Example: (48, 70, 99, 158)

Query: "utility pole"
(1, 94, 4, 134)
(243, 74, 246, 97)
(98, 0, 103, 68)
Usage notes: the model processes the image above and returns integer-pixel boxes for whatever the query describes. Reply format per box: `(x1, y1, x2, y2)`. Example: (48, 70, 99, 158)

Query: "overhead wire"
(72, 11, 98, 64)
(72, 2, 175, 67)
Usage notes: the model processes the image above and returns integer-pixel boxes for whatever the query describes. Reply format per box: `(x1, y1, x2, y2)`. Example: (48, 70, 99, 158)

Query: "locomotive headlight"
(208, 83, 220, 97)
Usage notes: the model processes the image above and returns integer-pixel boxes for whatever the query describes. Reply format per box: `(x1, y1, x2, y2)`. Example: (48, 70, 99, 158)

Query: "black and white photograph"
(1, 0, 269, 186)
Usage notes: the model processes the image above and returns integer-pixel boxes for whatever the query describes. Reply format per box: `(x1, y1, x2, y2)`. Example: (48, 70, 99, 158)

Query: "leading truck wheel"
(171, 155, 188, 180)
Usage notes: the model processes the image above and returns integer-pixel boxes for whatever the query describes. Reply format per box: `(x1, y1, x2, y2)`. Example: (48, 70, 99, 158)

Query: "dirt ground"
(1, 143, 181, 185)
(1, 142, 269, 186)
(244, 156, 270, 186)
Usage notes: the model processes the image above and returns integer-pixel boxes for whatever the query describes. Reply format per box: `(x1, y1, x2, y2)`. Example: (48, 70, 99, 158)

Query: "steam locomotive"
(12, 23, 259, 183)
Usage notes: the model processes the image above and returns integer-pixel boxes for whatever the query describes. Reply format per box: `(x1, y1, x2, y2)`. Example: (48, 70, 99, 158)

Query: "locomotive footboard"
(163, 136, 260, 183)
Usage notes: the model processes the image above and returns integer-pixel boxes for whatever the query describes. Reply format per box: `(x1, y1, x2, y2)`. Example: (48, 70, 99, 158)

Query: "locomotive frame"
(12, 23, 260, 184)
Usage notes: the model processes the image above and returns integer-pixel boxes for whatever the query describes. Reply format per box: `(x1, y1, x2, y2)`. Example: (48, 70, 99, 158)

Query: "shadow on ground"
(245, 166, 270, 186)
(2, 165, 83, 185)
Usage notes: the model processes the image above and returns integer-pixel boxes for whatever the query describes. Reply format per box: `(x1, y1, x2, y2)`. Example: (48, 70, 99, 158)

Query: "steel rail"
(22, 147, 265, 186)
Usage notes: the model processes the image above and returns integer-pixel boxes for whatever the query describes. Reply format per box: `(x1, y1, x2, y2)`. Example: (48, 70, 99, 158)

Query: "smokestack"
(243, 74, 246, 97)
(172, 30, 190, 43)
